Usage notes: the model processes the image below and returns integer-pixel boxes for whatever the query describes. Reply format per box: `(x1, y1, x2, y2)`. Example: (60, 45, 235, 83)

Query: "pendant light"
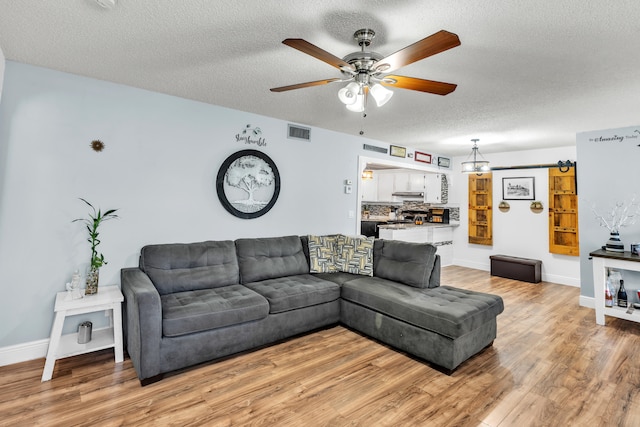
(461, 139, 490, 173)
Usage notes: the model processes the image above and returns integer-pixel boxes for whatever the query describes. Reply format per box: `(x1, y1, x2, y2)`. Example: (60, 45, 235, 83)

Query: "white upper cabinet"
(425, 173, 446, 203)
(360, 170, 449, 203)
(377, 173, 395, 201)
(409, 173, 425, 192)
(361, 174, 378, 201)
(393, 173, 410, 192)
(393, 173, 425, 192)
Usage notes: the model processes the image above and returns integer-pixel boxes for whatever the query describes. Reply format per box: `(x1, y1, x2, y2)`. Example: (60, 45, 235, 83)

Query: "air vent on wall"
(287, 124, 311, 141)
(363, 144, 388, 154)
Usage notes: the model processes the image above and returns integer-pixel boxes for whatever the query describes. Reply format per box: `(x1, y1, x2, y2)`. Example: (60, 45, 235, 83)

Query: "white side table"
(41, 285, 124, 382)
(591, 249, 640, 325)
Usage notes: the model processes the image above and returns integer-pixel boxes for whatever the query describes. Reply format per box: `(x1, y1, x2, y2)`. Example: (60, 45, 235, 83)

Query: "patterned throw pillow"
(307, 235, 339, 273)
(335, 235, 374, 276)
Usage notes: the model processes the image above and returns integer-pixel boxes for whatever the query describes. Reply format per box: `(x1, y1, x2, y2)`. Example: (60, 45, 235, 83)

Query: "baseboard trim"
(0, 338, 48, 367)
(451, 261, 579, 287)
(579, 295, 595, 309)
(453, 259, 489, 271)
(542, 274, 580, 287)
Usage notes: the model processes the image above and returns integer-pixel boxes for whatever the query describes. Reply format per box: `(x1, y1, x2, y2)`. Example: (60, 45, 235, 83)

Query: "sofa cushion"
(307, 235, 339, 273)
(244, 274, 340, 314)
(313, 271, 360, 286)
(375, 240, 437, 288)
(236, 236, 309, 283)
(341, 278, 504, 339)
(160, 285, 269, 337)
(140, 240, 240, 295)
(335, 235, 374, 276)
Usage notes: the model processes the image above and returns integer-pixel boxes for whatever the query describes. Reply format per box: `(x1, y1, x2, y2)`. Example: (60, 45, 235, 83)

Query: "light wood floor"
(2, 266, 640, 426)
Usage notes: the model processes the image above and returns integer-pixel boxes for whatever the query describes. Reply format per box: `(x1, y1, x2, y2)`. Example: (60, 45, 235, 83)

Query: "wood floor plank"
(2, 266, 640, 426)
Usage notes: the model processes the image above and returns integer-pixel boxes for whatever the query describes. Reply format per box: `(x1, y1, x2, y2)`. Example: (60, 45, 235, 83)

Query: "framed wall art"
(414, 151, 432, 164)
(437, 157, 450, 168)
(502, 176, 535, 200)
(216, 149, 281, 219)
(390, 145, 407, 158)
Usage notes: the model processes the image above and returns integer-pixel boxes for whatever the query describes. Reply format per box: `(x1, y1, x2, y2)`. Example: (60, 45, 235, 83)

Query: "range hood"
(391, 191, 424, 198)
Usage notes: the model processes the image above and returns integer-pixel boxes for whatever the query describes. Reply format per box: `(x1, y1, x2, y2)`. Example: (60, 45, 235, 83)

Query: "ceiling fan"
(270, 29, 461, 112)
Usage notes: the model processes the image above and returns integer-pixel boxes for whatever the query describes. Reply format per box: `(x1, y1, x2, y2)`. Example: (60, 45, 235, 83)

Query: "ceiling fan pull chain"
(359, 111, 367, 136)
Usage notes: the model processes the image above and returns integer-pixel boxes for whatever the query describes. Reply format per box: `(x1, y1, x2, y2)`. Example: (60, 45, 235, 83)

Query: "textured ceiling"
(0, 1, 639, 156)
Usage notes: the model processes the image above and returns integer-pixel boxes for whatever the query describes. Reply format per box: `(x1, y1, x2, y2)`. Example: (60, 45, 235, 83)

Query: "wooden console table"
(590, 248, 640, 325)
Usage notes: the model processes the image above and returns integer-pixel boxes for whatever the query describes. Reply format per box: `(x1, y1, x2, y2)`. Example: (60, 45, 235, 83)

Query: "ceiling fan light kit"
(338, 82, 360, 105)
(346, 93, 366, 112)
(271, 28, 460, 114)
(369, 83, 394, 107)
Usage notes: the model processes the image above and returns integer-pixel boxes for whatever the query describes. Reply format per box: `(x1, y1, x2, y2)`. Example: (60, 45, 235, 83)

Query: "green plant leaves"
(73, 198, 119, 269)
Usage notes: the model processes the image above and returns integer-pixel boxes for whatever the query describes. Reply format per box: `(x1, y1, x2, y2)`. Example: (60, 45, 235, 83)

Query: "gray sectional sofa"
(121, 235, 503, 385)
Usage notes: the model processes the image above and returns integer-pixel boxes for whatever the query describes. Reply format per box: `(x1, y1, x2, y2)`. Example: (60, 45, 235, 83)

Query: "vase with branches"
(73, 198, 119, 294)
(591, 197, 640, 252)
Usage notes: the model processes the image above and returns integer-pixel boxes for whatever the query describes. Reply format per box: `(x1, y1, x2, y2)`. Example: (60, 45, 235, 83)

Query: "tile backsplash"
(362, 202, 460, 222)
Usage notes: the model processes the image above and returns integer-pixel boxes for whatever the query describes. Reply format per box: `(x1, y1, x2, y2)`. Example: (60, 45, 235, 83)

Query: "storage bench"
(490, 255, 541, 283)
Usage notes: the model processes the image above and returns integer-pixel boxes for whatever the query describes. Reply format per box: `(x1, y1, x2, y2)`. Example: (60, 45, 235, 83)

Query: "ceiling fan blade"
(282, 39, 355, 72)
(374, 30, 460, 74)
(270, 78, 341, 92)
(381, 75, 457, 95)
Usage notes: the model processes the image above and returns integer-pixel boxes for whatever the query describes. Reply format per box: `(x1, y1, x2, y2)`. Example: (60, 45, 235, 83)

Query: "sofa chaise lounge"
(121, 235, 504, 385)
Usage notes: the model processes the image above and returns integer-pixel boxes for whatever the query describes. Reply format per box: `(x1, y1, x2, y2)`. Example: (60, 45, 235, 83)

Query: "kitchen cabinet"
(393, 173, 410, 192)
(425, 174, 444, 203)
(393, 173, 425, 193)
(409, 173, 426, 192)
(377, 173, 395, 201)
(362, 170, 449, 203)
(361, 174, 378, 201)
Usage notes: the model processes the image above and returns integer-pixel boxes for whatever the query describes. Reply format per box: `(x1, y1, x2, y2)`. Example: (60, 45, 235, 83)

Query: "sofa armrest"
(121, 267, 162, 381)
(429, 254, 441, 288)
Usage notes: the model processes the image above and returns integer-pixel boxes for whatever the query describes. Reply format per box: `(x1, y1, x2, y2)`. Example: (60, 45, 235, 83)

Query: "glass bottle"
(617, 279, 628, 308)
(605, 277, 614, 307)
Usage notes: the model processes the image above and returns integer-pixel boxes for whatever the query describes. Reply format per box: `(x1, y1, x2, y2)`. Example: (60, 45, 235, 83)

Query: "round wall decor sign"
(216, 149, 280, 219)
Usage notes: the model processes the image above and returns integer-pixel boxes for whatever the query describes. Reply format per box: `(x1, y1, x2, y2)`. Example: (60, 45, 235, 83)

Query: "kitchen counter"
(361, 216, 409, 222)
(378, 223, 457, 266)
(378, 222, 459, 229)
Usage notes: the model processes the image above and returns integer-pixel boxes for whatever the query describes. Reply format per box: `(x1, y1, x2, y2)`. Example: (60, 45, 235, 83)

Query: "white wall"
(577, 125, 640, 301)
(0, 61, 405, 351)
(0, 61, 455, 361)
(450, 146, 580, 286)
(0, 59, 588, 363)
(0, 43, 4, 103)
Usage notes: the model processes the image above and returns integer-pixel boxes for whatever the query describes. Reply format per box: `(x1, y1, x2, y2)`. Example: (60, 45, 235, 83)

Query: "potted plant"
(73, 198, 119, 294)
